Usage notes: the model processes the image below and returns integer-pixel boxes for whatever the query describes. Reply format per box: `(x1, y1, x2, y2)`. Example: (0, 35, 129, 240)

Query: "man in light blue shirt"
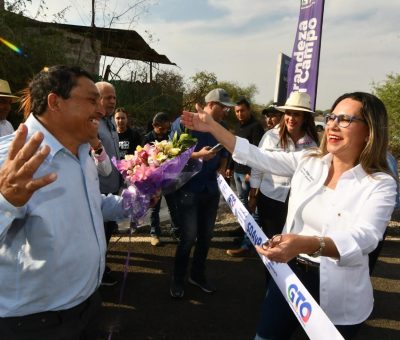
(0, 66, 128, 339)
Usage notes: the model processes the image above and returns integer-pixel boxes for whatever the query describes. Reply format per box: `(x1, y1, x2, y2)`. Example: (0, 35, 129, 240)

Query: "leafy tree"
(155, 69, 185, 95)
(217, 81, 258, 104)
(372, 73, 400, 156)
(183, 71, 218, 110)
(182, 71, 259, 128)
(0, 8, 70, 127)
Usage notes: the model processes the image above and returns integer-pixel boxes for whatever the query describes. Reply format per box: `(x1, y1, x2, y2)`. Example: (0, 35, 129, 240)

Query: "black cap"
(262, 104, 282, 116)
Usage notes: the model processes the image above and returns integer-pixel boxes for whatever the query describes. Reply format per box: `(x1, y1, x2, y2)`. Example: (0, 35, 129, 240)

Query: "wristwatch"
(309, 236, 325, 258)
(92, 140, 103, 155)
(94, 147, 103, 155)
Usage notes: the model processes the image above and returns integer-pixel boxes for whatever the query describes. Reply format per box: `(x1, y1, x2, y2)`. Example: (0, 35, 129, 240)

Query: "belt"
(1, 290, 100, 330)
(295, 256, 320, 272)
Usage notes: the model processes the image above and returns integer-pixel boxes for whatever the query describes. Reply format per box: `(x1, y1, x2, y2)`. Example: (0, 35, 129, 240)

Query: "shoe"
(188, 276, 216, 293)
(226, 247, 250, 257)
(150, 236, 161, 246)
(170, 228, 180, 241)
(101, 271, 118, 286)
(170, 278, 184, 298)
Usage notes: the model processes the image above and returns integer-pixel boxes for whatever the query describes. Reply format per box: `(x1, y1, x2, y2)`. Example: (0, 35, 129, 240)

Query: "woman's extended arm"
(182, 106, 299, 177)
(181, 105, 237, 153)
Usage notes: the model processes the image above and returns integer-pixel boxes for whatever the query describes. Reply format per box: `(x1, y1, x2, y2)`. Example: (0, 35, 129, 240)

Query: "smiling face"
(48, 76, 104, 154)
(284, 110, 305, 136)
(326, 98, 370, 164)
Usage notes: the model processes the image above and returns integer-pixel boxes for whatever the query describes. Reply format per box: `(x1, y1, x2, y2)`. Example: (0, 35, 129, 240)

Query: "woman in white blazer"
(181, 92, 397, 339)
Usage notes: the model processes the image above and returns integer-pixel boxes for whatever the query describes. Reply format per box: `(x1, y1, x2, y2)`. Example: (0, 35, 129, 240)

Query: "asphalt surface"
(97, 204, 400, 340)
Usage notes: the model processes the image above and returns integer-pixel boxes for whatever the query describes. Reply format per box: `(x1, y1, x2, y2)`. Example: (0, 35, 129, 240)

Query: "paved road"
(98, 206, 400, 340)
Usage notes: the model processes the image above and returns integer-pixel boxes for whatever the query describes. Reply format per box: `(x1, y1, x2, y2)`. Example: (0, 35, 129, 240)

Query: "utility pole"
(91, 0, 95, 27)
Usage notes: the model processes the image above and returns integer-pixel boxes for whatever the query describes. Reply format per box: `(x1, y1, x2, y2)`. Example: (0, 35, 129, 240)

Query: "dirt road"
(98, 206, 400, 340)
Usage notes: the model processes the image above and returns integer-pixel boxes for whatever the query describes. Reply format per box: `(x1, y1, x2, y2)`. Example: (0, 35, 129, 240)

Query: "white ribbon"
(217, 175, 343, 340)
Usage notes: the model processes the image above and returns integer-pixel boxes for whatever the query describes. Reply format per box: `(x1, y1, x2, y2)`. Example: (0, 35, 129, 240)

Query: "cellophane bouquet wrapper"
(113, 136, 201, 228)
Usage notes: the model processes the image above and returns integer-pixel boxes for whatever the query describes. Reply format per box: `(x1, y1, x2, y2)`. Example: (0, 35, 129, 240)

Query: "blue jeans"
(173, 189, 220, 281)
(150, 192, 181, 237)
(233, 172, 250, 207)
(233, 172, 254, 250)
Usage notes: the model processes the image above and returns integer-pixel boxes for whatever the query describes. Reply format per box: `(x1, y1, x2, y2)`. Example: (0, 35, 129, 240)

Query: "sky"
(23, 0, 400, 109)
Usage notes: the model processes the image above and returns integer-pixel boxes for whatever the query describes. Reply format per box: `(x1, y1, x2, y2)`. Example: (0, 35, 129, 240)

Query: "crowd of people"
(0, 66, 398, 340)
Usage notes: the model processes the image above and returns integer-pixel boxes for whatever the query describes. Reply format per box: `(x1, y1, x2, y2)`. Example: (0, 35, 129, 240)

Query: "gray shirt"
(98, 116, 121, 194)
(0, 120, 14, 137)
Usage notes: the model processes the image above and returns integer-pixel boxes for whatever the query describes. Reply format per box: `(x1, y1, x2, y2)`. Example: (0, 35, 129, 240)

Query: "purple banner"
(287, 0, 325, 110)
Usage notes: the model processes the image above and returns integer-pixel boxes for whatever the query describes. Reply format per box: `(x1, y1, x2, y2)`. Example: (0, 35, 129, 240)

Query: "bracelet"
(309, 236, 325, 258)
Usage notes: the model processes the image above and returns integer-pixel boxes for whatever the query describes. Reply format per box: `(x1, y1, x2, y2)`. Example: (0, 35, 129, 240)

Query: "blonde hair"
(316, 92, 391, 175)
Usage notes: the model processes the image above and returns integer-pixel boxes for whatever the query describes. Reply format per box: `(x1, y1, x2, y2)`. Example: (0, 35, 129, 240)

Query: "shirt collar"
(342, 163, 367, 182)
(24, 114, 90, 161)
(322, 153, 367, 182)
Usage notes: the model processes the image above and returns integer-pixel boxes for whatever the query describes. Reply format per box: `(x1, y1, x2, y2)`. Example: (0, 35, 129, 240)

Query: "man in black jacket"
(225, 98, 264, 257)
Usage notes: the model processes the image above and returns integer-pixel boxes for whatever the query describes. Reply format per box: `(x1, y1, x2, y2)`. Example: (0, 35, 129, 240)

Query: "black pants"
(257, 192, 289, 239)
(257, 192, 289, 287)
(0, 291, 102, 340)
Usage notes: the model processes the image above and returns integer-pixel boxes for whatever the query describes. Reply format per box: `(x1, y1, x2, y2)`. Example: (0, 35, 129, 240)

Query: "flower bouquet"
(113, 132, 201, 230)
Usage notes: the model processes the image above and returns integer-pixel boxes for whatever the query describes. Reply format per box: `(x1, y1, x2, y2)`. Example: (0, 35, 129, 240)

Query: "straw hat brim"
(277, 105, 314, 113)
(0, 94, 20, 103)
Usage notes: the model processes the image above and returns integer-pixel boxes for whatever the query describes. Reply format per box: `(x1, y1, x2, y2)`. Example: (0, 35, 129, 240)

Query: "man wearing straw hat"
(0, 79, 19, 137)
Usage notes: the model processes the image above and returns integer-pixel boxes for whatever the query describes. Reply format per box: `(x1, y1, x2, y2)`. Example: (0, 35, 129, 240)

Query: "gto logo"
(287, 284, 312, 323)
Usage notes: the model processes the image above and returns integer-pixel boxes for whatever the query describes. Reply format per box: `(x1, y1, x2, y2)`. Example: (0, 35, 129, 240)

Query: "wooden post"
(149, 62, 153, 82)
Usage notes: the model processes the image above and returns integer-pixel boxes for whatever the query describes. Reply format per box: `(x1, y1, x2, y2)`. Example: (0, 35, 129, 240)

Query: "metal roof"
(54, 23, 176, 66)
(3, 12, 176, 66)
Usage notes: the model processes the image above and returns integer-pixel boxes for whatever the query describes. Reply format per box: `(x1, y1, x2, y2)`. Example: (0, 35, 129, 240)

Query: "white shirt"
(233, 136, 396, 325)
(0, 120, 14, 137)
(250, 127, 317, 202)
(299, 186, 334, 263)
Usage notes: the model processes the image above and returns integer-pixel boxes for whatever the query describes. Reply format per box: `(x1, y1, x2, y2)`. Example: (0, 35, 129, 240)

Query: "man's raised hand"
(0, 124, 57, 207)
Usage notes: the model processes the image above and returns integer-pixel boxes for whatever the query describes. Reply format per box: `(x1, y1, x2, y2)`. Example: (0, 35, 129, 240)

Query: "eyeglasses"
(216, 103, 231, 113)
(324, 113, 366, 128)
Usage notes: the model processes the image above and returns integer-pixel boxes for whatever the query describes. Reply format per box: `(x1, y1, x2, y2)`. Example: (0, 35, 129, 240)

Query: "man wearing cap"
(169, 88, 234, 298)
(0, 79, 19, 137)
(262, 104, 283, 130)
